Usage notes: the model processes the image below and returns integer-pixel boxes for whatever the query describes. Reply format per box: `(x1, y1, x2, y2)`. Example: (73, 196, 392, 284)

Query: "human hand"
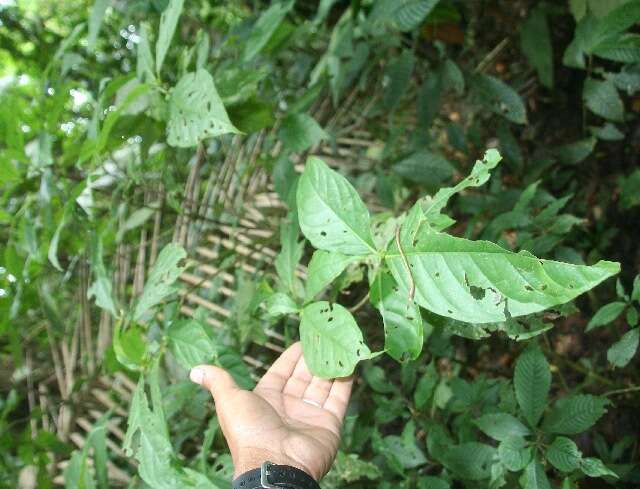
(189, 342, 354, 481)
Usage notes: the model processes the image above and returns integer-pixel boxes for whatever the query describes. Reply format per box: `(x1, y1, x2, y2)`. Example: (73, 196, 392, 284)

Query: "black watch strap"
(231, 461, 320, 489)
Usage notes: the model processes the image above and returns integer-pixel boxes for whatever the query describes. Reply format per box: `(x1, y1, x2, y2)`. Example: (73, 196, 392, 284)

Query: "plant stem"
(603, 385, 640, 397)
(395, 226, 415, 301)
(349, 292, 370, 313)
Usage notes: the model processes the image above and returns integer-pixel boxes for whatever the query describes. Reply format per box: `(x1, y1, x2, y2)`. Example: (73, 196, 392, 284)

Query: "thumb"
(189, 364, 240, 405)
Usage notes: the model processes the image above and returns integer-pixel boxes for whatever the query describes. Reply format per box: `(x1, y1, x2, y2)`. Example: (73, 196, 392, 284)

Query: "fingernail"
(189, 367, 205, 385)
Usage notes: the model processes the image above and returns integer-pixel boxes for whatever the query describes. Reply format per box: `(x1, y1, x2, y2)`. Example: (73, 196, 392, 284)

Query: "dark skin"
(190, 342, 354, 481)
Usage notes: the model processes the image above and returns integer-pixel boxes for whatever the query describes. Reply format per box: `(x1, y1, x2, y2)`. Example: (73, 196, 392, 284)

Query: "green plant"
(265, 152, 619, 378)
(2, 0, 640, 488)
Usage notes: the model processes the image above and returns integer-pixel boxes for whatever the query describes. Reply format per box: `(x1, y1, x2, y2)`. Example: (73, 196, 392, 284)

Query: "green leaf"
(545, 437, 582, 472)
(48, 211, 68, 272)
(371, 0, 441, 32)
(133, 244, 187, 321)
(299, 301, 371, 378)
(632, 274, 640, 302)
(514, 347, 550, 428)
(542, 394, 609, 435)
(386, 232, 620, 324)
(473, 74, 527, 124)
(167, 319, 216, 369)
(580, 457, 619, 478)
(370, 270, 423, 362)
(113, 322, 146, 370)
(418, 476, 450, 489)
(167, 69, 239, 148)
(382, 50, 415, 111)
(392, 150, 455, 188)
(519, 459, 551, 489)
(243, 0, 295, 61)
(570, 0, 587, 21)
(442, 443, 496, 480)
(521, 7, 554, 88)
(87, 235, 118, 317)
(414, 362, 437, 410)
(275, 214, 304, 298)
(583, 78, 624, 122)
(265, 292, 299, 317)
(474, 413, 531, 441)
(305, 250, 363, 302)
(498, 436, 532, 472)
(619, 169, 640, 210)
(593, 1, 640, 39)
(417, 149, 502, 233)
(586, 301, 626, 331)
(297, 157, 376, 255)
(380, 434, 428, 472)
(442, 59, 465, 95)
(136, 23, 155, 83)
(324, 452, 382, 484)
(593, 34, 640, 63)
(117, 206, 155, 242)
(314, 0, 340, 24)
(607, 328, 639, 367)
(279, 113, 328, 152)
(87, 0, 110, 52)
(156, 0, 185, 74)
(64, 449, 95, 489)
(554, 138, 596, 165)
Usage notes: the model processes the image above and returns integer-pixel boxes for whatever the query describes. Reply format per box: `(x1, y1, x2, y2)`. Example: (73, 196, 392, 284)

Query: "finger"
(323, 376, 354, 421)
(302, 377, 333, 406)
(256, 342, 303, 392)
(283, 354, 313, 398)
(190, 365, 240, 411)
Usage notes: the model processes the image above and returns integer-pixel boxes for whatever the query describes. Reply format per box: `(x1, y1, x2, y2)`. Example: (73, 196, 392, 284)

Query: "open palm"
(191, 342, 353, 481)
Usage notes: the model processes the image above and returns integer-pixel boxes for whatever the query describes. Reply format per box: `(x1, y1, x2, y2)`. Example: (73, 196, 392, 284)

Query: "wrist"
(233, 448, 315, 481)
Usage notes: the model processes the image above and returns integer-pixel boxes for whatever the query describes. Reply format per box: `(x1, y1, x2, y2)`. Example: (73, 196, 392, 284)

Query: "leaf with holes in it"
(297, 157, 377, 256)
(305, 250, 364, 303)
(514, 346, 550, 428)
(167, 69, 240, 148)
(542, 395, 609, 435)
(133, 243, 187, 321)
(370, 270, 423, 362)
(545, 437, 582, 472)
(385, 232, 619, 324)
(300, 301, 371, 378)
(405, 149, 502, 236)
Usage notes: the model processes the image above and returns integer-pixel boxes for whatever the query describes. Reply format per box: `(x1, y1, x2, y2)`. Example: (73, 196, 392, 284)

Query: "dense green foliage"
(1, 0, 640, 488)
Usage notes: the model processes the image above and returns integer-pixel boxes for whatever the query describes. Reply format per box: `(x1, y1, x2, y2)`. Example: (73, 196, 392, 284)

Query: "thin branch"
(395, 226, 415, 301)
(349, 292, 370, 313)
(603, 385, 640, 397)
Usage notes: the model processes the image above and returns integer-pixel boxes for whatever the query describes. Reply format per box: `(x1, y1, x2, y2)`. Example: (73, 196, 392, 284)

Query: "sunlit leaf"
(297, 157, 377, 255)
(300, 301, 371, 377)
(167, 69, 239, 147)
